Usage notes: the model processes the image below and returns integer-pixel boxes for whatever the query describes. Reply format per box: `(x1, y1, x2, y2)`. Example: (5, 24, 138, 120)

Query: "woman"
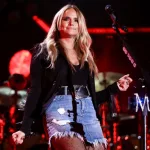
(12, 4, 132, 150)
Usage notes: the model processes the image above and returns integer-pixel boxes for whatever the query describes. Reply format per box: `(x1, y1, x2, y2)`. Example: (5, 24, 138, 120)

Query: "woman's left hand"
(117, 74, 133, 91)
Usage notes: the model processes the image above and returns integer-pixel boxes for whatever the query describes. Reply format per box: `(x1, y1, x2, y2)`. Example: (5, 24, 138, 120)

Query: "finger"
(16, 134, 23, 144)
(12, 135, 16, 140)
(125, 79, 130, 85)
(123, 74, 129, 77)
(21, 135, 25, 140)
(124, 76, 133, 83)
(119, 74, 129, 80)
(127, 77, 133, 82)
(123, 75, 130, 80)
(118, 80, 126, 85)
(126, 81, 130, 86)
(12, 133, 17, 138)
(125, 78, 133, 84)
(12, 134, 18, 142)
(17, 139, 24, 144)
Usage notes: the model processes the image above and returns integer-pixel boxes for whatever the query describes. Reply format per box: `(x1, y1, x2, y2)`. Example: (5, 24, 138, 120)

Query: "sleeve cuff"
(108, 82, 120, 95)
(20, 116, 33, 135)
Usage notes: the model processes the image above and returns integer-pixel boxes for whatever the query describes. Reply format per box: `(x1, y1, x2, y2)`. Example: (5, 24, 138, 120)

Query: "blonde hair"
(39, 4, 98, 75)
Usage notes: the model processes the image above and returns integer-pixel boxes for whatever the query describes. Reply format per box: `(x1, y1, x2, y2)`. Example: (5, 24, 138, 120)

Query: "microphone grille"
(105, 5, 114, 14)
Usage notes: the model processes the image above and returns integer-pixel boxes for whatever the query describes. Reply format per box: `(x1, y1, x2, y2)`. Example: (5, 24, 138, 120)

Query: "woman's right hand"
(12, 130, 25, 144)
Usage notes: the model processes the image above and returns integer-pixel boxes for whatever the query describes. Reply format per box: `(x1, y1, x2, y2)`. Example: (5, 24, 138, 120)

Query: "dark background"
(0, 0, 150, 84)
(0, 0, 150, 111)
(0, 1, 150, 148)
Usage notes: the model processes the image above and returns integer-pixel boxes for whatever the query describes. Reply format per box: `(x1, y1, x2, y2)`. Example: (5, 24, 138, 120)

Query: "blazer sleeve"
(20, 45, 43, 135)
(96, 82, 119, 105)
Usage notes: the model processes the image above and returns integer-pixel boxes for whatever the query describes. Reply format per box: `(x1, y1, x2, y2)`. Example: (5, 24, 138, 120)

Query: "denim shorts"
(45, 95, 107, 147)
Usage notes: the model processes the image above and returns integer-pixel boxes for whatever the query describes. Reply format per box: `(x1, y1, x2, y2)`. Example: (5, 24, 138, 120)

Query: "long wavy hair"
(39, 4, 98, 75)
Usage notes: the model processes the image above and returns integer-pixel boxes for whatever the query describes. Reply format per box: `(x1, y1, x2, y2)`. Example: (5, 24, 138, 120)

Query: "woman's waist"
(57, 85, 90, 99)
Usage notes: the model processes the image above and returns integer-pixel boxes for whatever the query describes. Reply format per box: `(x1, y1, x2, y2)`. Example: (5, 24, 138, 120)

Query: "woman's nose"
(69, 19, 74, 25)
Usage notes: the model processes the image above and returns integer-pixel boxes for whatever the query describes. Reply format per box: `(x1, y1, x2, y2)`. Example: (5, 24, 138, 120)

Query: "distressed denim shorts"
(45, 95, 107, 147)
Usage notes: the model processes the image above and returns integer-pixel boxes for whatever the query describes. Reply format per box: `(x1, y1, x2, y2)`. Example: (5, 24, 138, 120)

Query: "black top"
(20, 44, 119, 135)
(60, 64, 89, 86)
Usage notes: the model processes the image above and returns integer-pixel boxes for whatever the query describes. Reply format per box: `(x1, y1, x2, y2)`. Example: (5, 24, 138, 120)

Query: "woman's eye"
(74, 19, 78, 22)
(62, 17, 78, 23)
(62, 17, 69, 21)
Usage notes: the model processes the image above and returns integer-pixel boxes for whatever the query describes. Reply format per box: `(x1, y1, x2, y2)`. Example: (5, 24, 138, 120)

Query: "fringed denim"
(45, 95, 107, 148)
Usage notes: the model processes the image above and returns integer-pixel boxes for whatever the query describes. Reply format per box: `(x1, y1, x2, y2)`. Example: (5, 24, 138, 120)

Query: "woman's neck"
(59, 38, 75, 52)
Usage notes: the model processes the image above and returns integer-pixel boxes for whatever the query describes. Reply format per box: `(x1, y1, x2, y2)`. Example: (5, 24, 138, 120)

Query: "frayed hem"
(48, 131, 84, 147)
(87, 138, 107, 148)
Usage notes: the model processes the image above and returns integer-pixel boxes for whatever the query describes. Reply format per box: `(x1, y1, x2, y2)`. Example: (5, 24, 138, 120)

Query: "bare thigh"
(51, 136, 85, 150)
(51, 137, 105, 150)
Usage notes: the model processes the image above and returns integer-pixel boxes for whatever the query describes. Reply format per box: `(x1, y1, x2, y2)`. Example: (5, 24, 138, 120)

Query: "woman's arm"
(96, 82, 119, 105)
(20, 44, 44, 135)
(96, 74, 132, 105)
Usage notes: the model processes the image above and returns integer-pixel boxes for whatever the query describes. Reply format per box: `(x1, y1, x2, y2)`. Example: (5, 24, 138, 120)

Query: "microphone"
(105, 5, 128, 32)
(105, 5, 117, 25)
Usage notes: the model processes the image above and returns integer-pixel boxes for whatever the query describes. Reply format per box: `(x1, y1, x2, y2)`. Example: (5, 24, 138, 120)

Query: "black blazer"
(20, 44, 119, 134)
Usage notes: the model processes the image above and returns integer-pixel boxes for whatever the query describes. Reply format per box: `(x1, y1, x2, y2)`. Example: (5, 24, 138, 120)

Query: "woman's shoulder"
(30, 43, 45, 53)
(30, 43, 48, 59)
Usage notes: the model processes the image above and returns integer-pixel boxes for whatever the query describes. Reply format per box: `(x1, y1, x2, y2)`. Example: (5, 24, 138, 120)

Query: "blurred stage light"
(9, 50, 32, 77)
(33, 15, 50, 32)
(32, 15, 150, 34)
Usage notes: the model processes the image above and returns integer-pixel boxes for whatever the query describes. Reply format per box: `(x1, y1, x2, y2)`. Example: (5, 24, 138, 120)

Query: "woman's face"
(59, 8, 79, 38)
